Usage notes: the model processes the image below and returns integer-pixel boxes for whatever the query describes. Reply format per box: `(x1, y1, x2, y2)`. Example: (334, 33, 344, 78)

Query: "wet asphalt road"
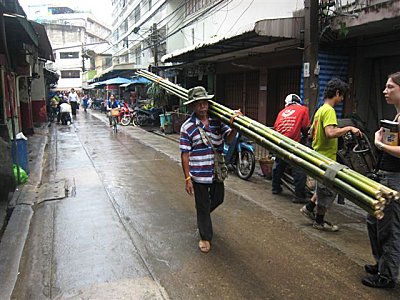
(12, 112, 400, 299)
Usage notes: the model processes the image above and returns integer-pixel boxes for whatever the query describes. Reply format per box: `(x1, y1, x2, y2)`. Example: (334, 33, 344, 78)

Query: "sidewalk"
(0, 124, 48, 299)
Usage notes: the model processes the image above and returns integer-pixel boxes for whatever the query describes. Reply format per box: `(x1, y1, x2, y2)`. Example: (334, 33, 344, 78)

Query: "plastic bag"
(13, 164, 28, 184)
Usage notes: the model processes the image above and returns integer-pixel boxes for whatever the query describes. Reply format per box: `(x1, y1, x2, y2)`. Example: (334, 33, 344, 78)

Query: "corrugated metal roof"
(162, 17, 303, 64)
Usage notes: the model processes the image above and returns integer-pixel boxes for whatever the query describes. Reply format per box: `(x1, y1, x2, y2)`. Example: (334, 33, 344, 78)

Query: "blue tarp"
(103, 77, 133, 85)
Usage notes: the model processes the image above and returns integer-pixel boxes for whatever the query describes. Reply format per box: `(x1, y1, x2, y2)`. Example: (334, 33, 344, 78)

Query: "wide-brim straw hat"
(183, 86, 214, 105)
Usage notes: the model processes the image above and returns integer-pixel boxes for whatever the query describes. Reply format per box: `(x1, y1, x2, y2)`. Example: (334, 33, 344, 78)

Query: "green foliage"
(147, 82, 167, 108)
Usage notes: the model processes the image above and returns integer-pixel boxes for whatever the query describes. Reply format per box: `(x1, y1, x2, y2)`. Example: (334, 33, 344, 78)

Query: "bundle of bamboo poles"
(137, 70, 399, 219)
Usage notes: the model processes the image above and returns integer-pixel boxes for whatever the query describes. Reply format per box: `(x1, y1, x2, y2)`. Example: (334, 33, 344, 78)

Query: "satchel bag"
(198, 126, 228, 182)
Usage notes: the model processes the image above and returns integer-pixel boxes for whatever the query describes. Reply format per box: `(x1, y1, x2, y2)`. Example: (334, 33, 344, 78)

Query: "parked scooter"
(134, 106, 163, 126)
(120, 103, 137, 126)
(223, 132, 255, 180)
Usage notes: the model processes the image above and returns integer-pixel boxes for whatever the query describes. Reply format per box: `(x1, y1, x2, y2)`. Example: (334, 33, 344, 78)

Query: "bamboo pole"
(210, 109, 384, 217)
(209, 101, 399, 200)
(209, 105, 385, 200)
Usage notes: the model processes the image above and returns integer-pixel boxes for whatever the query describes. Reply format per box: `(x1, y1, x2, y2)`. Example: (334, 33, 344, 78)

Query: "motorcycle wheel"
(134, 115, 145, 126)
(236, 149, 255, 180)
(120, 115, 131, 126)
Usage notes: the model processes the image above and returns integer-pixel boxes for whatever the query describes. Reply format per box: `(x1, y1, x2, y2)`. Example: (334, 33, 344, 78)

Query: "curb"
(0, 205, 33, 299)
(0, 123, 49, 298)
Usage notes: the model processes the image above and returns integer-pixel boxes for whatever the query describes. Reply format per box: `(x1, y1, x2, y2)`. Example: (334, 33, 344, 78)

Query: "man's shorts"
(315, 181, 337, 209)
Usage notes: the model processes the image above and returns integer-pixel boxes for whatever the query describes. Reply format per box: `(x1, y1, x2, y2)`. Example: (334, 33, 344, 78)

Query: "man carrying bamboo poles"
(179, 86, 238, 253)
(300, 78, 361, 232)
(272, 94, 310, 203)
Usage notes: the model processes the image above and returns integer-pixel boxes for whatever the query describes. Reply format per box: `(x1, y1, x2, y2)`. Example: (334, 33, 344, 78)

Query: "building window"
(185, 0, 219, 16)
(60, 70, 81, 78)
(135, 45, 142, 65)
(134, 5, 141, 23)
(60, 52, 79, 59)
(103, 57, 112, 69)
(123, 37, 129, 48)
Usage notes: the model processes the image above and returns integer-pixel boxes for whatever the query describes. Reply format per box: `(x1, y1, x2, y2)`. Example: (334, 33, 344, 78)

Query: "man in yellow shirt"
(301, 78, 361, 231)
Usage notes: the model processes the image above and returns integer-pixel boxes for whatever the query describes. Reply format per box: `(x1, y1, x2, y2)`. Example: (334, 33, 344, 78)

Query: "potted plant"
(259, 155, 274, 180)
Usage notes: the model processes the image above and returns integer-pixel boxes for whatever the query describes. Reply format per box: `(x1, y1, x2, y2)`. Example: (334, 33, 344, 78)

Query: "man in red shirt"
(272, 94, 310, 203)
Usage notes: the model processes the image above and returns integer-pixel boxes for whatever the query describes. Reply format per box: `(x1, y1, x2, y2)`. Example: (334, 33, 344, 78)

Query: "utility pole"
(303, 0, 319, 113)
(81, 44, 86, 72)
(151, 23, 158, 68)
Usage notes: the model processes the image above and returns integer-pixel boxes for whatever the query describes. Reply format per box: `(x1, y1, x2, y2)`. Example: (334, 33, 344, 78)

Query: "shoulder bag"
(198, 126, 228, 182)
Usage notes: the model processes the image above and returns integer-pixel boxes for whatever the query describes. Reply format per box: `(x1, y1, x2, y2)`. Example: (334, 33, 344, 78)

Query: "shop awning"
(103, 77, 132, 85)
(4, 13, 39, 47)
(44, 67, 59, 84)
(30, 21, 55, 61)
(120, 76, 151, 87)
(162, 17, 303, 64)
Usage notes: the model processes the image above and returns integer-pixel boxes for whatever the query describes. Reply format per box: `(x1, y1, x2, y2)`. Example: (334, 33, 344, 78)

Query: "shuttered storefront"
(216, 71, 259, 120)
(266, 67, 301, 126)
(300, 52, 349, 118)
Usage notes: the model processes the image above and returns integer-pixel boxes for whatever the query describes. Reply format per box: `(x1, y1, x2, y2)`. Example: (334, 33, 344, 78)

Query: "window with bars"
(185, 0, 219, 16)
(128, 10, 135, 27)
(60, 70, 80, 78)
(135, 5, 141, 23)
(60, 52, 79, 59)
(135, 45, 142, 65)
(123, 37, 129, 48)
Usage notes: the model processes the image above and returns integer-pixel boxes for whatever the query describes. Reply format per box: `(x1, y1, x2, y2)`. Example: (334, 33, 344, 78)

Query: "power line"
(141, 0, 226, 53)
(225, 0, 255, 35)
(53, 41, 111, 51)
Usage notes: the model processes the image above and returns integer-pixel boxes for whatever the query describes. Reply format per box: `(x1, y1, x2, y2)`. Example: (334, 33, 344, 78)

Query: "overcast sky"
(20, 0, 112, 25)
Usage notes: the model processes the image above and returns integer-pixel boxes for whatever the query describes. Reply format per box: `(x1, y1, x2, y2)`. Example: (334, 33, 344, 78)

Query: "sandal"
(198, 240, 211, 253)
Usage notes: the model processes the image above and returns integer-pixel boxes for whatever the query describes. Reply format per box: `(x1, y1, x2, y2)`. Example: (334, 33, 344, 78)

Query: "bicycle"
(111, 108, 119, 133)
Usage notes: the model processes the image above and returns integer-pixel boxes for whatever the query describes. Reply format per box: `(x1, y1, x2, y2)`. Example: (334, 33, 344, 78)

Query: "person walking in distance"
(180, 86, 238, 253)
(300, 78, 361, 232)
(272, 94, 310, 203)
(68, 88, 80, 116)
(106, 94, 120, 126)
(362, 72, 400, 289)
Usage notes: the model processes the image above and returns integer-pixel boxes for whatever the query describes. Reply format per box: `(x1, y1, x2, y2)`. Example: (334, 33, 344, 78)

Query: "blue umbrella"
(131, 76, 151, 84)
(103, 77, 133, 85)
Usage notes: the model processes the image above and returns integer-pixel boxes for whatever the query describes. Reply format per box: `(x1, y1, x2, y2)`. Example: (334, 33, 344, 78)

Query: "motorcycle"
(223, 132, 256, 180)
(134, 106, 163, 126)
(120, 103, 137, 126)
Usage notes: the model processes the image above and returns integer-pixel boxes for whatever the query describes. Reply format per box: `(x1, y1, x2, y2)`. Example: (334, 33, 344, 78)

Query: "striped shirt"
(180, 113, 231, 184)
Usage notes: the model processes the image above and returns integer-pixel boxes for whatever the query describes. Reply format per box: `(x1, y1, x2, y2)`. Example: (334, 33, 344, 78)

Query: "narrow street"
(10, 111, 400, 299)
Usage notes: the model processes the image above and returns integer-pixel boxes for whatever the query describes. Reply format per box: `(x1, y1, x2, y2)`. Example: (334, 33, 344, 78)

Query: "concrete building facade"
(25, 4, 111, 91)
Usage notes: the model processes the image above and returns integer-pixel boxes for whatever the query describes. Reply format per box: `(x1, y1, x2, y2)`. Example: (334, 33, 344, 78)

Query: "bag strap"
(198, 126, 217, 153)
